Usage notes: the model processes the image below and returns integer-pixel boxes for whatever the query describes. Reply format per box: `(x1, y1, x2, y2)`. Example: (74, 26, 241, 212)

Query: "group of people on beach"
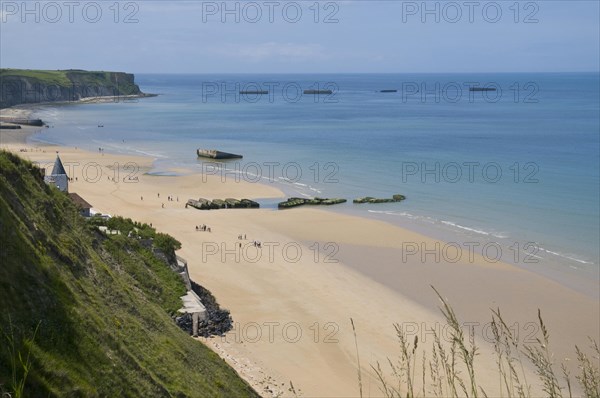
(151, 193, 180, 209)
(236, 234, 262, 247)
(196, 225, 211, 232)
(156, 193, 178, 201)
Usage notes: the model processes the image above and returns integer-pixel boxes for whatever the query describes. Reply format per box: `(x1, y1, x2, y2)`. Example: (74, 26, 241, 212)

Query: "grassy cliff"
(0, 150, 258, 397)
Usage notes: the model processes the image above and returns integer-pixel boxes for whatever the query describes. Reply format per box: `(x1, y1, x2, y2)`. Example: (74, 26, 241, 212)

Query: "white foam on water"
(367, 210, 437, 224)
(441, 220, 490, 236)
(538, 247, 594, 265)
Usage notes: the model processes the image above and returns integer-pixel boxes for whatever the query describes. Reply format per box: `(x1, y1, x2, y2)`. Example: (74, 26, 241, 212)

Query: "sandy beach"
(2, 123, 599, 397)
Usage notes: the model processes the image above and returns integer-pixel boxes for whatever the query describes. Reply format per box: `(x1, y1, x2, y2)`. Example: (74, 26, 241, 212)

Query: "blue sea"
(30, 73, 600, 285)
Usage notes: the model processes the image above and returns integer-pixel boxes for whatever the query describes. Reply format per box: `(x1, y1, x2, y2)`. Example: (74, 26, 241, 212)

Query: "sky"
(1, 0, 599, 73)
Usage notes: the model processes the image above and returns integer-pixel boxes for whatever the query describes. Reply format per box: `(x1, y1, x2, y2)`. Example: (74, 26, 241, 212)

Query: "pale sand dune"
(5, 142, 598, 397)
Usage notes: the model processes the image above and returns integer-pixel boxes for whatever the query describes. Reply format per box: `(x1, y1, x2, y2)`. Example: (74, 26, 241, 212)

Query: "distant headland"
(0, 68, 155, 109)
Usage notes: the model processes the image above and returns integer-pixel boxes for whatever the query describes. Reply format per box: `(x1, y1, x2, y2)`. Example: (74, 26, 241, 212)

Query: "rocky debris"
(239, 199, 259, 208)
(186, 198, 259, 210)
(278, 197, 347, 209)
(225, 198, 240, 207)
(175, 313, 193, 332)
(206, 340, 292, 398)
(176, 280, 233, 337)
(353, 194, 406, 204)
(212, 199, 226, 209)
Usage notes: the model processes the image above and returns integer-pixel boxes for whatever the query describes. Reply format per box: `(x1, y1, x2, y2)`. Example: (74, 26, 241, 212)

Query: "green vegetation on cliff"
(1, 69, 141, 93)
(0, 69, 72, 86)
(0, 151, 257, 397)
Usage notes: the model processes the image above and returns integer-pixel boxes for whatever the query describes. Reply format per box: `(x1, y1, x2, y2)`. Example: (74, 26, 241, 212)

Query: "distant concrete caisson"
(197, 149, 243, 159)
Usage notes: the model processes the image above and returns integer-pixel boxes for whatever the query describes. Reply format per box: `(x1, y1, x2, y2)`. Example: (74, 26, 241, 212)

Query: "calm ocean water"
(31, 73, 600, 280)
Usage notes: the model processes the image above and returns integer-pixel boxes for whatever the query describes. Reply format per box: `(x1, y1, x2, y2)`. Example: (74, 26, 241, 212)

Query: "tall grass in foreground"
(1, 318, 40, 398)
(366, 287, 599, 398)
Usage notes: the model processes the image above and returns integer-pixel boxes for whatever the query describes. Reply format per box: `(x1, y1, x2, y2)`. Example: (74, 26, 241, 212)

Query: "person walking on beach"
(141, 196, 143, 201)
(162, 203, 165, 208)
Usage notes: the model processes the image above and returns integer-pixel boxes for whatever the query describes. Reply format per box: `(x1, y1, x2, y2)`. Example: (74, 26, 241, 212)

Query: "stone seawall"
(173, 255, 234, 338)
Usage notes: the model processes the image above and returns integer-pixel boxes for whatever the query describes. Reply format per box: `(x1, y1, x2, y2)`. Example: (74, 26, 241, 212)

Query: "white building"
(44, 154, 68, 192)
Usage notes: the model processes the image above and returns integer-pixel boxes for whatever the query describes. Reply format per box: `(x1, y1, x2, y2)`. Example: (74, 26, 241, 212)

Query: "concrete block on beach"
(353, 194, 406, 204)
(278, 197, 347, 209)
(186, 197, 259, 210)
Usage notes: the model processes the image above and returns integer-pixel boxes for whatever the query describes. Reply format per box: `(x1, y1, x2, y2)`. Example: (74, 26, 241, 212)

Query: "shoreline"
(0, 93, 157, 112)
(4, 103, 596, 299)
(5, 100, 598, 283)
(328, 205, 600, 299)
(4, 133, 599, 396)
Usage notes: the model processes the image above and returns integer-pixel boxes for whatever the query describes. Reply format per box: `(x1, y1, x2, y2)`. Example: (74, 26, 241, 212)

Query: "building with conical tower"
(44, 154, 68, 192)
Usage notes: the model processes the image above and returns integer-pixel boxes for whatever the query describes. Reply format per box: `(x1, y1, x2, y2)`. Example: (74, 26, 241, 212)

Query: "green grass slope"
(0, 69, 72, 86)
(0, 68, 142, 95)
(0, 150, 258, 397)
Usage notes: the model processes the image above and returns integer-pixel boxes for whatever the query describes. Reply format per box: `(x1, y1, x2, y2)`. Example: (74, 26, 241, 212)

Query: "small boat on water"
(197, 149, 243, 159)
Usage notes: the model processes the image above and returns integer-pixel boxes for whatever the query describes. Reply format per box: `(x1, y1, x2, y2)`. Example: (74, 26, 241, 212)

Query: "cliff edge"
(0, 69, 152, 108)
